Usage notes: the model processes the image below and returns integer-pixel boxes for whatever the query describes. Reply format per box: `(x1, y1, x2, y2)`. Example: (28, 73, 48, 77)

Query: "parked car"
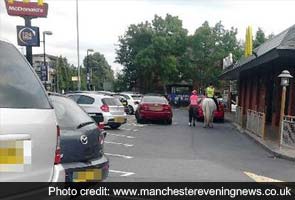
(67, 93, 127, 129)
(95, 91, 115, 96)
(120, 92, 143, 114)
(196, 95, 225, 122)
(0, 40, 64, 184)
(135, 95, 173, 124)
(49, 94, 109, 182)
(112, 94, 130, 114)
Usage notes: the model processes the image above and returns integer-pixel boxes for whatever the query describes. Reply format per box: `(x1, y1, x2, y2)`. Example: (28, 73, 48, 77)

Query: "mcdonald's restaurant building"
(221, 25, 295, 148)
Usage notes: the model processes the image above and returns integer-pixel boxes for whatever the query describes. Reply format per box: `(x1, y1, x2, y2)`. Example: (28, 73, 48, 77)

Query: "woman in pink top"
(189, 90, 198, 127)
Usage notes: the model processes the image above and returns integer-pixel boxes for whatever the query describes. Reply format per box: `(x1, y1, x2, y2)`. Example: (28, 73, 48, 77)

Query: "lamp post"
(86, 49, 94, 91)
(278, 70, 293, 146)
(76, 0, 81, 91)
(42, 31, 53, 90)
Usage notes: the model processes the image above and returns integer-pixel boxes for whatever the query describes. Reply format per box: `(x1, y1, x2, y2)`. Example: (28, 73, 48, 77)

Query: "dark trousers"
(211, 97, 219, 111)
(189, 106, 198, 123)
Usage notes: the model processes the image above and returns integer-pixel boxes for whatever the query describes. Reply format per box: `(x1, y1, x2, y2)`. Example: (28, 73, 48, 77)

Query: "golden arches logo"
(8, 0, 44, 5)
(244, 26, 253, 57)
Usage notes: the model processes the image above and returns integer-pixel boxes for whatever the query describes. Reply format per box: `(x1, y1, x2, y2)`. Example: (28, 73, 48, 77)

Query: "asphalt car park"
(105, 109, 295, 182)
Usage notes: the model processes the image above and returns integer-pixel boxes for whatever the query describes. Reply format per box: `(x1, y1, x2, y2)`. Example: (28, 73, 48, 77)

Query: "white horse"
(200, 98, 217, 128)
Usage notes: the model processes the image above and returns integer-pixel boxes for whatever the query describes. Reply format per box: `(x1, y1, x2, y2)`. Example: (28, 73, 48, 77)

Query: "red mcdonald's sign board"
(4, 0, 48, 18)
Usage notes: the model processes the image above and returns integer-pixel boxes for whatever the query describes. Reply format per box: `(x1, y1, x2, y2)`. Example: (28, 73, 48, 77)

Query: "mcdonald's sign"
(4, 0, 48, 18)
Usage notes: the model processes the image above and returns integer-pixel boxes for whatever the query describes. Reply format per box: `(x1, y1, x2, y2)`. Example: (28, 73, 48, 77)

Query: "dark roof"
(221, 24, 295, 80)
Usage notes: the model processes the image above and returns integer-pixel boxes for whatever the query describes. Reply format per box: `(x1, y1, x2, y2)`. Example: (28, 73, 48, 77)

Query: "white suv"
(68, 93, 127, 129)
(0, 40, 64, 183)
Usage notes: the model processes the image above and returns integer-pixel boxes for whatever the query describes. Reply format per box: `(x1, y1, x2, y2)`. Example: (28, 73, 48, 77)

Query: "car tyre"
(135, 113, 144, 124)
(166, 119, 172, 125)
(110, 124, 121, 129)
(127, 105, 134, 115)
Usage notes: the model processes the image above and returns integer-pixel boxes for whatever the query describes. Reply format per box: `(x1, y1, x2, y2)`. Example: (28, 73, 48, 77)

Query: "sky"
(1, 0, 295, 75)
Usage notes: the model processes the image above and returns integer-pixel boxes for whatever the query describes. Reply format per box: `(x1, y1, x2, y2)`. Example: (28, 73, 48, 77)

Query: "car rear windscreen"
(0, 41, 51, 109)
(102, 98, 122, 106)
(50, 96, 93, 129)
(142, 96, 167, 104)
(131, 95, 142, 101)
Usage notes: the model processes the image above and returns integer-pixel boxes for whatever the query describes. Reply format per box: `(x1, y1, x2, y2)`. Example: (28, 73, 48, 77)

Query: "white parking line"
(132, 123, 146, 127)
(105, 153, 133, 159)
(108, 133, 135, 139)
(132, 129, 139, 132)
(109, 170, 135, 177)
(120, 128, 132, 131)
(105, 141, 134, 147)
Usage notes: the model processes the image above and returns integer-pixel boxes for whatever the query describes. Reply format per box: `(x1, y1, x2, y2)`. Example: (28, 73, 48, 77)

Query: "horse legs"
(203, 116, 207, 128)
(209, 112, 214, 128)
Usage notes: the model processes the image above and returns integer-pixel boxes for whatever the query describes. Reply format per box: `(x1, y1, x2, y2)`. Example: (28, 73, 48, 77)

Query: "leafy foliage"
(254, 27, 267, 48)
(55, 56, 78, 92)
(190, 21, 243, 90)
(116, 15, 243, 93)
(116, 14, 188, 93)
(83, 52, 114, 91)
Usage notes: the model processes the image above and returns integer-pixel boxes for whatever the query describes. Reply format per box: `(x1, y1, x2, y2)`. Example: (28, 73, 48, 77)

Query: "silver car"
(0, 40, 64, 183)
(68, 93, 127, 129)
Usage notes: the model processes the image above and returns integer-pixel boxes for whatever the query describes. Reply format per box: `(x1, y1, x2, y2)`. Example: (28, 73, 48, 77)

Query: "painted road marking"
(105, 141, 134, 147)
(133, 129, 139, 132)
(244, 171, 284, 182)
(120, 128, 132, 131)
(108, 133, 135, 139)
(132, 123, 146, 127)
(109, 170, 135, 177)
(105, 153, 133, 159)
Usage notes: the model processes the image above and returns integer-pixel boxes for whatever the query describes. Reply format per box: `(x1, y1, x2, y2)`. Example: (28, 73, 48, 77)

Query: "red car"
(135, 96, 173, 124)
(196, 96, 225, 122)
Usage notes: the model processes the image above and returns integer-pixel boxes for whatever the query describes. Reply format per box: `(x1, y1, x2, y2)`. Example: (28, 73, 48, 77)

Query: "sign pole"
(24, 16, 33, 65)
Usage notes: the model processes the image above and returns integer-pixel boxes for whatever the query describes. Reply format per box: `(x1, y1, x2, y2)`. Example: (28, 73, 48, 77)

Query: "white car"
(119, 92, 143, 114)
(68, 93, 127, 129)
(0, 40, 64, 185)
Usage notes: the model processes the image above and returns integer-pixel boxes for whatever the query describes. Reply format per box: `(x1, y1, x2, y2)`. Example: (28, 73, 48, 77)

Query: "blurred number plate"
(72, 169, 102, 182)
(0, 140, 31, 172)
(115, 117, 125, 123)
(150, 106, 162, 111)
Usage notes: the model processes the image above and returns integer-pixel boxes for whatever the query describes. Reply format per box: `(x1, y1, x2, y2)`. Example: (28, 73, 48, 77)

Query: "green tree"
(56, 56, 72, 92)
(83, 52, 114, 91)
(190, 21, 243, 91)
(254, 27, 266, 48)
(116, 14, 188, 93)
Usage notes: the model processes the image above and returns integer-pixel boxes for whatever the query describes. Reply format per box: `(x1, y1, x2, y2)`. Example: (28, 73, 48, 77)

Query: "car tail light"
(163, 104, 171, 111)
(140, 104, 149, 111)
(98, 122, 105, 130)
(54, 125, 62, 164)
(98, 133, 105, 145)
(101, 104, 109, 112)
